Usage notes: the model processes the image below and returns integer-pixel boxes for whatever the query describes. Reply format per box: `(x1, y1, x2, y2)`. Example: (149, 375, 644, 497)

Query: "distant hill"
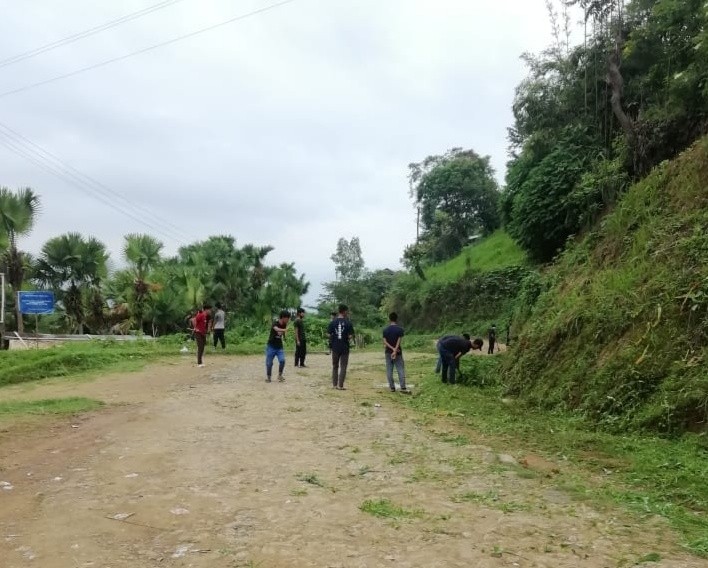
(504, 137, 708, 434)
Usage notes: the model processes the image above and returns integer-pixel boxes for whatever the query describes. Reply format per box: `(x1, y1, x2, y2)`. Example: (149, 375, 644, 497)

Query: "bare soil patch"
(0, 352, 700, 567)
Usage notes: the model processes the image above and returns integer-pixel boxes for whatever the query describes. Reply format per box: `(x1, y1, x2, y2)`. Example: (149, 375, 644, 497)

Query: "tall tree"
(123, 233, 163, 333)
(0, 187, 40, 333)
(34, 233, 109, 333)
(330, 237, 365, 282)
(410, 150, 500, 263)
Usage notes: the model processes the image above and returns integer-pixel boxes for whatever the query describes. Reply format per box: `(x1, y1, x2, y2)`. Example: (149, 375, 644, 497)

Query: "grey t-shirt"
(213, 309, 225, 330)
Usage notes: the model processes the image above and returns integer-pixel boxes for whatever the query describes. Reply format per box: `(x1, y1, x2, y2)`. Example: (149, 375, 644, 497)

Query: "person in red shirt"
(193, 304, 211, 367)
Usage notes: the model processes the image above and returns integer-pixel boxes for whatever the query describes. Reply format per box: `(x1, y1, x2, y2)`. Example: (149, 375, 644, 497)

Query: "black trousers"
(488, 340, 496, 354)
(331, 350, 350, 387)
(213, 328, 225, 349)
(295, 341, 307, 366)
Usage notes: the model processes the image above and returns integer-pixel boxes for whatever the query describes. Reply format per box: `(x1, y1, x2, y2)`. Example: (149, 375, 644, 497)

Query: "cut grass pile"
(359, 498, 424, 520)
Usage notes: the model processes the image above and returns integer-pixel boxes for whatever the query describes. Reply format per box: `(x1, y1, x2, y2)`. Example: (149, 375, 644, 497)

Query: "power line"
(0, 0, 298, 99)
(0, 125, 192, 246)
(0, 0, 186, 70)
(0, 121, 196, 242)
(0, 132, 188, 246)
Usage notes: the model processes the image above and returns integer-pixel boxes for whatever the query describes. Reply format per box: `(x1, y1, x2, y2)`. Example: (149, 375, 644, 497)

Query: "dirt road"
(0, 353, 700, 567)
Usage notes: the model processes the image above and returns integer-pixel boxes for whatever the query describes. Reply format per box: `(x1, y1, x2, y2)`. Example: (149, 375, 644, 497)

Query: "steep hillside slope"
(386, 231, 529, 332)
(505, 138, 708, 434)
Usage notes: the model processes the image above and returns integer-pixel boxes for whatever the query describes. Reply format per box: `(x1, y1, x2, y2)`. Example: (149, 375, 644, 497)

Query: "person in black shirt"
(438, 334, 477, 384)
(265, 310, 290, 382)
(488, 324, 497, 354)
(383, 312, 407, 392)
(294, 307, 307, 367)
(327, 304, 354, 390)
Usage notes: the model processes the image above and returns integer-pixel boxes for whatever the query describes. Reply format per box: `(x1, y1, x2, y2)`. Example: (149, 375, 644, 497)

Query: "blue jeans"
(439, 347, 457, 384)
(385, 352, 406, 390)
(265, 345, 285, 378)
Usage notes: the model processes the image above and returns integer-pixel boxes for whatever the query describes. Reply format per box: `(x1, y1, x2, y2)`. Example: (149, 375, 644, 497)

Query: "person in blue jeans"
(383, 312, 407, 392)
(438, 334, 482, 384)
(265, 310, 291, 382)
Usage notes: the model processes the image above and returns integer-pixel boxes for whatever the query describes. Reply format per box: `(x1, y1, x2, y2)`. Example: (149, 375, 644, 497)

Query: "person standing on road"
(438, 334, 477, 384)
(488, 324, 497, 354)
(328, 304, 354, 390)
(266, 310, 291, 383)
(194, 304, 211, 368)
(294, 308, 307, 367)
(383, 312, 407, 393)
(212, 302, 226, 350)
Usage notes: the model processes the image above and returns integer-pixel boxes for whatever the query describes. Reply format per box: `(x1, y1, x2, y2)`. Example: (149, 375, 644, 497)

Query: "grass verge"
(402, 356, 708, 557)
(0, 340, 177, 388)
(0, 397, 103, 416)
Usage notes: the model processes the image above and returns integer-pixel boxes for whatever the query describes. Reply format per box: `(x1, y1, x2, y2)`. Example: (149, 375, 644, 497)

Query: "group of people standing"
(189, 302, 503, 391)
(189, 303, 226, 368)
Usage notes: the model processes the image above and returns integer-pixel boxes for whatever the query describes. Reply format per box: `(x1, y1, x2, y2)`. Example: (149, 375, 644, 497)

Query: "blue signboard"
(18, 291, 55, 315)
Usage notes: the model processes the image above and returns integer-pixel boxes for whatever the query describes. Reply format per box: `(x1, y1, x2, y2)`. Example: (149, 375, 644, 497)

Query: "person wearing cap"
(294, 307, 307, 367)
(438, 334, 479, 384)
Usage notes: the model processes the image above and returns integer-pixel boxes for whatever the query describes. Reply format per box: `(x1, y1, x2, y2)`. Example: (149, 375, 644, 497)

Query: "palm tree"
(34, 233, 109, 333)
(123, 233, 163, 333)
(0, 187, 40, 333)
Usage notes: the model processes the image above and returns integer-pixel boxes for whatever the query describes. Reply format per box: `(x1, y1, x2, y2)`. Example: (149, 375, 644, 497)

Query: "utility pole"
(0, 273, 5, 350)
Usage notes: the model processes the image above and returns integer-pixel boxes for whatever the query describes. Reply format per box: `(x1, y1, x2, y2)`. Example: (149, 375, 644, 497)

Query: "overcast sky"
(0, 0, 557, 304)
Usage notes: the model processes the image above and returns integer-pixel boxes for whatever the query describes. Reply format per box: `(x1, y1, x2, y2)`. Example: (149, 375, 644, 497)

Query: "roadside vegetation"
(397, 357, 708, 557)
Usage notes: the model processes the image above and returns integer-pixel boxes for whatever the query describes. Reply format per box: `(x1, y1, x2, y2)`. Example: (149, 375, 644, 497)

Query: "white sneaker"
(198, 364, 205, 368)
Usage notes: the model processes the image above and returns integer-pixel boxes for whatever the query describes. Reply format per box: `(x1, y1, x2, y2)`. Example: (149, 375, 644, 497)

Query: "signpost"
(18, 291, 55, 315)
(18, 291, 55, 347)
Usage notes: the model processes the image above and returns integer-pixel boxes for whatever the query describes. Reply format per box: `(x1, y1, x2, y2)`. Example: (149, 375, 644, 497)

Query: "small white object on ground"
(125, 473, 139, 478)
(170, 507, 190, 515)
(1, 481, 14, 490)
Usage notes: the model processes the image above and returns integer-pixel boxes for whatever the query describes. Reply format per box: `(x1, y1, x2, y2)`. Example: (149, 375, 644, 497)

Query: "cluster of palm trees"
(1, 187, 309, 336)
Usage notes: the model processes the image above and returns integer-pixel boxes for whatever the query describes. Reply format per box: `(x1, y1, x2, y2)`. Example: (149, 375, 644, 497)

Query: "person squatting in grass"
(193, 304, 211, 367)
(212, 302, 226, 350)
(265, 310, 290, 383)
(294, 307, 307, 367)
(328, 303, 355, 390)
(383, 312, 407, 393)
(438, 334, 483, 384)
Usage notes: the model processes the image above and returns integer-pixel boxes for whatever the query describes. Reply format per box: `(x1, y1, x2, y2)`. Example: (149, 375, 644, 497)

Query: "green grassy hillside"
(505, 137, 708, 434)
(424, 230, 527, 281)
(385, 231, 530, 332)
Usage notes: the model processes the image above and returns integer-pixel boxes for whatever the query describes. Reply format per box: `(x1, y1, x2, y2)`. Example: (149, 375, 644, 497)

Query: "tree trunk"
(606, 43, 635, 143)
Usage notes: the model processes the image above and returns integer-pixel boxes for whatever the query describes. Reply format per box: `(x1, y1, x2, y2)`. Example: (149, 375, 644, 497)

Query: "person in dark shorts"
(212, 302, 226, 349)
(265, 310, 290, 383)
(294, 307, 307, 367)
(383, 312, 407, 392)
(194, 304, 211, 367)
(438, 334, 477, 384)
(328, 304, 354, 390)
